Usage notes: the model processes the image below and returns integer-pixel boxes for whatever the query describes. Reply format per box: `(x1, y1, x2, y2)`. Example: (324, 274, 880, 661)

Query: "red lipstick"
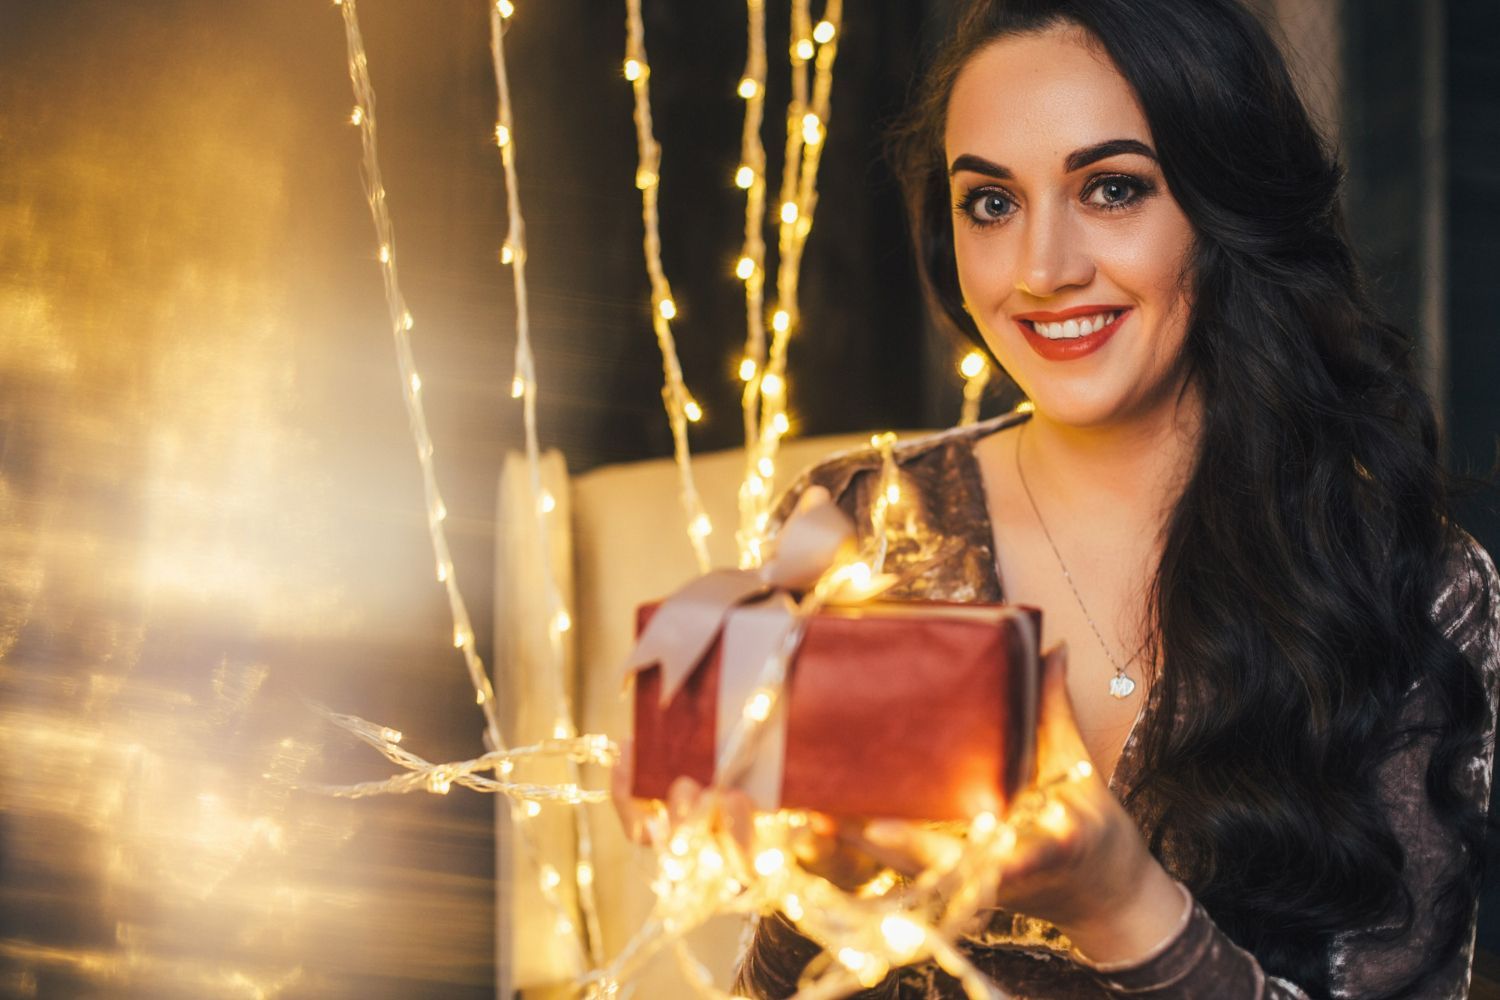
(1014, 306, 1131, 361)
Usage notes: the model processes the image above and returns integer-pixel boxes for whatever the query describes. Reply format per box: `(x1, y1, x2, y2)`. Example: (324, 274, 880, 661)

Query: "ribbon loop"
(622, 489, 856, 704)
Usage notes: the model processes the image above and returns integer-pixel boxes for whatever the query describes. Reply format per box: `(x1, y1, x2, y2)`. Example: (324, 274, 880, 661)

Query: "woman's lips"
(1015, 308, 1130, 361)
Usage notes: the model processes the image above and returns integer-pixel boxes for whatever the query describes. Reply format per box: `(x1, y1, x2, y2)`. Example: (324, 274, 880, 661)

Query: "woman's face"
(945, 25, 1196, 429)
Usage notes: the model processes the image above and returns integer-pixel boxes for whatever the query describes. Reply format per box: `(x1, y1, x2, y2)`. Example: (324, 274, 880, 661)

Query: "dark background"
(0, 1, 1494, 996)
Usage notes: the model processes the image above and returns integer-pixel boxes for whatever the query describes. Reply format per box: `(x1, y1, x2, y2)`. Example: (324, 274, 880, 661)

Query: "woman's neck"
(1017, 390, 1203, 532)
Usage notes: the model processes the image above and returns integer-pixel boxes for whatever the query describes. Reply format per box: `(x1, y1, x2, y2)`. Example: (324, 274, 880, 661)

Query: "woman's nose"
(1014, 203, 1094, 297)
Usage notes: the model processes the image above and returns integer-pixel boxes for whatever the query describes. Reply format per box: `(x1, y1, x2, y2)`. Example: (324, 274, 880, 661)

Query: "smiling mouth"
(1020, 310, 1123, 340)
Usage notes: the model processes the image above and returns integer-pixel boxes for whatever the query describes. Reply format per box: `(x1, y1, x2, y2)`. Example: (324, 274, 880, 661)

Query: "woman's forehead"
(944, 28, 1152, 169)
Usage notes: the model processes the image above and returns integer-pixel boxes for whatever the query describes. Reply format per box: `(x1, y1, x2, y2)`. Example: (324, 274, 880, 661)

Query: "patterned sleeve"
(1079, 535, 1500, 1000)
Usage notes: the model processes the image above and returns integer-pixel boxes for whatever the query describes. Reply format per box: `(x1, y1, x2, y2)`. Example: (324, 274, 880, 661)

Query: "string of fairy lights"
(733, 0, 772, 568)
(623, 0, 846, 572)
(746, 0, 843, 565)
(326, 0, 607, 973)
(486, 0, 609, 966)
(622, 0, 715, 573)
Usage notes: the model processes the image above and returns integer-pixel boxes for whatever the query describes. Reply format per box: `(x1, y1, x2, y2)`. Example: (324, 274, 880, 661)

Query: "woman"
(639, 0, 1499, 996)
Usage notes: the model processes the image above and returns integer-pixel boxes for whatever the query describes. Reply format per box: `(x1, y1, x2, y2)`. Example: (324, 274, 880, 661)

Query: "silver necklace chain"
(1013, 424, 1138, 700)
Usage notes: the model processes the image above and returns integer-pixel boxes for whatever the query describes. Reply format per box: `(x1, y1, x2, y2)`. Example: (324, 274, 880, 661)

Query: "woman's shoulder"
(767, 410, 1028, 529)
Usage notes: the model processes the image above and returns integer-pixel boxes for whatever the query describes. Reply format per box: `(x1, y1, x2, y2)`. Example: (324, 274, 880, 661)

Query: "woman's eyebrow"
(948, 138, 1158, 178)
(1065, 138, 1156, 171)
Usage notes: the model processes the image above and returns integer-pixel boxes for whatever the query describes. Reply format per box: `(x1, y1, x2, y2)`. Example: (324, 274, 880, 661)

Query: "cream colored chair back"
(495, 433, 886, 998)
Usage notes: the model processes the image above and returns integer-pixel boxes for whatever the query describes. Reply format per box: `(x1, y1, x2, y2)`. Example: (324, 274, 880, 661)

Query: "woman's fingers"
(719, 788, 754, 854)
(611, 737, 662, 845)
(668, 775, 702, 825)
(860, 820, 964, 877)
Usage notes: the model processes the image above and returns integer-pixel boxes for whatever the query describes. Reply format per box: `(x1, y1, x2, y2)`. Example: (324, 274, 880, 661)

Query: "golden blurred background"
(0, 3, 514, 996)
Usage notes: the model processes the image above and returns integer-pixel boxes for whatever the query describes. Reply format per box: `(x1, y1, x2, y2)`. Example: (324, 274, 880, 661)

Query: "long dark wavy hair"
(875, 0, 1493, 996)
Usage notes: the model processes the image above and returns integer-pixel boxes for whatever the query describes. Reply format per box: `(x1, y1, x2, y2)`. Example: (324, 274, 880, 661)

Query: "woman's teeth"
(1028, 310, 1121, 339)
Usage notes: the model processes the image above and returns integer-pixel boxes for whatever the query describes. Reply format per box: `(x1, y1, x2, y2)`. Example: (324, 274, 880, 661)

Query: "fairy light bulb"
(453, 627, 469, 649)
(960, 351, 987, 378)
(497, 0, 515, 16)
(881, 915, 924, 961)
(698, 846, 725, 874)
(476, 688, 487, 705)
(771, 309, 790, 334)
(1016, 399, 1036, 414)
(737, 76, 759, 99)
(381, 727, 403, 744)
(746, 476, 765, 497)
(510, 375, 525, 398)
(349, 106, 364, 126)
(813, 19, 836, 44)
(684, 400, 703, 422)
(859, 870, 898, 898)
(500, 243, 516, 265)
(540, 864, 562, 890)
(771, 412, 790, 435)
(780, 201, 799, 224)
(657, 297, 677, 320)
(760, 372, 784, 397)
(524, 800, 542, 818)
(576, 861, 594, 887)
(409, 373, 421, 394)
(735, 164, 755, 189)
(434, 500, 447, 522)
(753, 848, 786, 876)
(757, 457, 774, 478)
(428, 769, 453, 794)
(556, 917, 574, 935)
(495, 123, 511, 147)
(402, 310, 415, 331)
(744, 688, 773, 722)
(736, 256, 756, 280)
(837, 948, 887, 988)
(885, 481, 900, 504)
(738, 358, 757, 381)
(378, 244, 391, 264)
(801, 113, 823, 146)
(554, 608, 572, 633)
(794, 37, 815, 61)
(539, 491, 556, 514)
(636, 167, 659, 190)
(689, 513, 712, 539)
(623, 58, 644, 81)
(498, 758, 514, 777)
(782, 894, 805, 920)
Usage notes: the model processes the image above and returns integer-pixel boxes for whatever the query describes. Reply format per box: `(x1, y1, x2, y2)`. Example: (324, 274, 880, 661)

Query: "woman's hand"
(859, 644, 1188, 965)
(611, 738, 755, 857)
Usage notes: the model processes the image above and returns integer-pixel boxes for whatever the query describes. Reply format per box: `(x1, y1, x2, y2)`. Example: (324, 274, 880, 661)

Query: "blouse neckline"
(947, 408, 1149, 796)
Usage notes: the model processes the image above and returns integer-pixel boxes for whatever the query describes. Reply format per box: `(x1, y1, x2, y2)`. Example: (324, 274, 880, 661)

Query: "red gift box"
(630, 600, 1041, 822)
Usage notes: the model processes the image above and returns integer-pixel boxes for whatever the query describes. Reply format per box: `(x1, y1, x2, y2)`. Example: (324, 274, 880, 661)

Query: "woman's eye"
(1085, 175, 1150, 210)
(957, 189, 1013, 226)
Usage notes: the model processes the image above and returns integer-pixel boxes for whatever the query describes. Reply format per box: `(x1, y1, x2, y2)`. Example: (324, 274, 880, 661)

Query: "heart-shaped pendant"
(1109, 674, 1136, 699)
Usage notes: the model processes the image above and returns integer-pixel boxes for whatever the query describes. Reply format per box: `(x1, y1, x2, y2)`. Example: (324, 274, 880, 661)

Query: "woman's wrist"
(1059, 861, 1191, 967)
